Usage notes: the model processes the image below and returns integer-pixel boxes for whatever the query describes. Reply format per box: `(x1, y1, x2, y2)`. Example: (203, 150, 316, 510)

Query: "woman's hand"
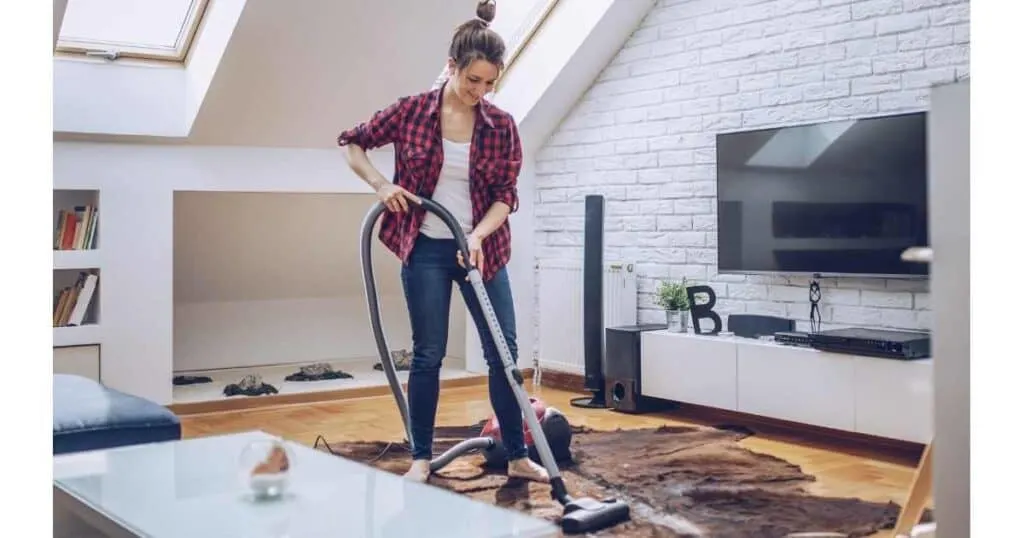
(457, 232, 484, 277)
(376, 182, 420, 213)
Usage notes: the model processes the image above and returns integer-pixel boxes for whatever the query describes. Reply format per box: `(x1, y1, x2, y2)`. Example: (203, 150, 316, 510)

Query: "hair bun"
(476, 0, 496, 25)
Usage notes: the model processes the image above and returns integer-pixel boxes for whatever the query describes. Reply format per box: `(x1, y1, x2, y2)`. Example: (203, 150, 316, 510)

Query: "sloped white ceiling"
(187, 0, 470, 147)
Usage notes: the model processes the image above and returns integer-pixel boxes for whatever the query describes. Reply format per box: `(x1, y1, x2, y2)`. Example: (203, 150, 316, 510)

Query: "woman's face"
(447, 58, 499, 107)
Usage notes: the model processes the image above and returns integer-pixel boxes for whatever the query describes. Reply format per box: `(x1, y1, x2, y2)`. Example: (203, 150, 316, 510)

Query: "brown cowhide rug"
(315, 422, 917, 537)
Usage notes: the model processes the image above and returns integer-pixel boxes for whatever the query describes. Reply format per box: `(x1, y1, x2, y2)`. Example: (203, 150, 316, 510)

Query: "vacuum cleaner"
(359, 197, 631, 535)
(478, 396, 575, 469)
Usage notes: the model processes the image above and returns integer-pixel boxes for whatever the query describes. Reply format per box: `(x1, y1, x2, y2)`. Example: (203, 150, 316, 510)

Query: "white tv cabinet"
(640, 330, 933, 444)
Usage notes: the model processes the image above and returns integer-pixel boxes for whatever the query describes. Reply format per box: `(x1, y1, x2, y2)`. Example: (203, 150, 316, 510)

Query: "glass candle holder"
(238, 439, 293, 501)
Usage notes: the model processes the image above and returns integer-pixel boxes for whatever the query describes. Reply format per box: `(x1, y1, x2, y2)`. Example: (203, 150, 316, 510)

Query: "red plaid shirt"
(337, 82, 522, 282)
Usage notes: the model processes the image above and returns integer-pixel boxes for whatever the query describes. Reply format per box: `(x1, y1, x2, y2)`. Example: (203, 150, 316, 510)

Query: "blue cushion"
(53, 374, 181, 455)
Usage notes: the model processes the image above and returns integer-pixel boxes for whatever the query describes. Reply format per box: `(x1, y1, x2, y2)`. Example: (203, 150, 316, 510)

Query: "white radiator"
(536, 259, 638, 375)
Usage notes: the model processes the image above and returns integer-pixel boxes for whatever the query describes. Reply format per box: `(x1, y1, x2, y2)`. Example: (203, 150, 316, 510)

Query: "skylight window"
(493, 0, 557, 63)
(56, 0, 209, 62)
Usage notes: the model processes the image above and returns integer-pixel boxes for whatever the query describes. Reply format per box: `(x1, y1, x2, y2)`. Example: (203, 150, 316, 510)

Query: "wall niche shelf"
(54, 249, 101, 270)
(54, 325, 102, 347)
(53, 188, 103, 382)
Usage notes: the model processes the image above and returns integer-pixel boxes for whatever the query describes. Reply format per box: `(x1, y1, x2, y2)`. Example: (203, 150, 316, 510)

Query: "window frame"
(495, 0, 560, 90)
(54, 0, 211, 63)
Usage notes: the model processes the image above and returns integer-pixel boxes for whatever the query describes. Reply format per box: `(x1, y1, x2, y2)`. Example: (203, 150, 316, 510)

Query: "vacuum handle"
(394, 197, 478, 272)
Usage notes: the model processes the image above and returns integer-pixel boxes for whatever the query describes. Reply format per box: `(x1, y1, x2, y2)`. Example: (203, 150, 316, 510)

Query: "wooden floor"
(181, 382, 924, 537)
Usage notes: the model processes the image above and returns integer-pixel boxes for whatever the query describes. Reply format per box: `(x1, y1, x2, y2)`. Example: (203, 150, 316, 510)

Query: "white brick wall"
(533, 0, 968, 336)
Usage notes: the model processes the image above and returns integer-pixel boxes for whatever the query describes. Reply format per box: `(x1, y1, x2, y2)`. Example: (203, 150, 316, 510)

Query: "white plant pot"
(666, 310, 689, 333)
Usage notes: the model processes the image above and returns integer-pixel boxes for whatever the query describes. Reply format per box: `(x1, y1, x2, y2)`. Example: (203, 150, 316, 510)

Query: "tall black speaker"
(571, 194, 606, 409)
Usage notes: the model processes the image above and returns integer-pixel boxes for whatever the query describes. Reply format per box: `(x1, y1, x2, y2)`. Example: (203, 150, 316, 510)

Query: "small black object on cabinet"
(604, 324, 676, 414)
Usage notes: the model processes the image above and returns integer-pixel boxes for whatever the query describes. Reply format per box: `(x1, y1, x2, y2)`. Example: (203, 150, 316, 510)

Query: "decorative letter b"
(687, 285, 722, 335)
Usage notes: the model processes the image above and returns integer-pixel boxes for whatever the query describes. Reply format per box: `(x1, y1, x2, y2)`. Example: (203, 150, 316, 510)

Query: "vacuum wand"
(360, 197, 630, 534)
(359, 202, 413, 444)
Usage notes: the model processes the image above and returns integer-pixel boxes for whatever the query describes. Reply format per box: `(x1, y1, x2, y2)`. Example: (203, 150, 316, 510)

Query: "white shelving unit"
(53, 189, 102, 382)
(641, 330, 934, 444)
(53, 324, 103, 347)
(53, 249, 101, 270)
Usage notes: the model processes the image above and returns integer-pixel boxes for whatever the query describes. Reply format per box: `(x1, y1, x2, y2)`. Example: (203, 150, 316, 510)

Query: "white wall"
(55, 141, 538, 402)
(487, 0, 657, 372)
(533, 0, 969, 335)
(55, 141, 522, 404)
(172, 191, 466, 371)
(495, 0, 656, 155)
(929, 78, 969, 538)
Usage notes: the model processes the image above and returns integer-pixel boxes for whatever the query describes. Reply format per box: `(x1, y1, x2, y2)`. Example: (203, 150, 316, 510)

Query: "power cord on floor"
(808, 274, 822, 334)
(312, 434, 335, 453)
(313, 434, 408, 464)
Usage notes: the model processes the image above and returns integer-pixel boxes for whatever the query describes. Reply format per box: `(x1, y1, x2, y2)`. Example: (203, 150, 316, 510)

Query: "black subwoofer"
(603, 324, 673, 413)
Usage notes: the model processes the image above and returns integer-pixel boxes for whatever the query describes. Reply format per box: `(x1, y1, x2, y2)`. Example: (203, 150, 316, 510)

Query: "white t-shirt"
(420, 138, 474, 239)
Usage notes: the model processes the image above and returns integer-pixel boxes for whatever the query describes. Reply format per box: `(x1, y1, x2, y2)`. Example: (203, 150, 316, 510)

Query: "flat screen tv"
(715, 112, 929, 278)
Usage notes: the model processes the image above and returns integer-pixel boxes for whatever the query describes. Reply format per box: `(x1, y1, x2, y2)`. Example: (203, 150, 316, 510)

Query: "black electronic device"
(808, 327, 931, 360)
(715, 112, 930, 278)
(727, 314, 795, 339)
(773, 330, 813, 347)
(603, 324, 674, 414)
(572, 194, 607, 409)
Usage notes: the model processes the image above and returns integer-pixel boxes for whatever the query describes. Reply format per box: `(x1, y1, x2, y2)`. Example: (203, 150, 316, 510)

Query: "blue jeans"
(401, 234, 527, 462)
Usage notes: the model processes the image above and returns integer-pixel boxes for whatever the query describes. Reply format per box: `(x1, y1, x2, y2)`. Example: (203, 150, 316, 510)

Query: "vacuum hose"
(359, 200, 413, 443)
(358, 198, 499, 470)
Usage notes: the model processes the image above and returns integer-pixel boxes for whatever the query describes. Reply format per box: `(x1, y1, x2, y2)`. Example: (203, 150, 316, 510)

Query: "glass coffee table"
(53, 431, 559, 537)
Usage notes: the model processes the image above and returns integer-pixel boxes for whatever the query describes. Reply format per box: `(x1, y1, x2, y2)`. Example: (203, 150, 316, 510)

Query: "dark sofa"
(53, 374, 181, 455)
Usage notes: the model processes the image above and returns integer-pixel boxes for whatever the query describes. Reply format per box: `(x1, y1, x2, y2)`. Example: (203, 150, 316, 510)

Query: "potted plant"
(655, 279, 690, 332)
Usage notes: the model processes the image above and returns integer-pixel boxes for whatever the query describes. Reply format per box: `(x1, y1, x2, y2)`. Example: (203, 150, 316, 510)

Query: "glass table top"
(53, 431, 559, 538)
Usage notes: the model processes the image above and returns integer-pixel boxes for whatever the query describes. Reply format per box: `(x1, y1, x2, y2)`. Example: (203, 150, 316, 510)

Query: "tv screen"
(715, 112, 929, 277)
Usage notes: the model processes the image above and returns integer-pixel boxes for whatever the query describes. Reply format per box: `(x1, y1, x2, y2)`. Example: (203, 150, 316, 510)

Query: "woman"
(336, 0, 548, 484)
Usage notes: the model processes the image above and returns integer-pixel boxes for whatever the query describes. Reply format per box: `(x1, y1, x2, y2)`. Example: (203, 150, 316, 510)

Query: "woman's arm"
(462, 201, 511, 274)
(345, 144, 389, 192)
(460, 120, 523, 273)
(470, 201, 512, 241)
(345, 144, 419, 213)
(472, 120, 523, 240)
(338, 96, 419, 212)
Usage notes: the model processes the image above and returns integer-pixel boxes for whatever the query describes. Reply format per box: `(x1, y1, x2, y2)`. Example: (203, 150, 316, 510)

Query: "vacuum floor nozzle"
(560, 497, 631, 534)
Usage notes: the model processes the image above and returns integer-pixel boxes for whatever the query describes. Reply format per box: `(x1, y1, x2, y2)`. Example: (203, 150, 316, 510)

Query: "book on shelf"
(54, 204, 99, 250)
(54, 271, 99, 327)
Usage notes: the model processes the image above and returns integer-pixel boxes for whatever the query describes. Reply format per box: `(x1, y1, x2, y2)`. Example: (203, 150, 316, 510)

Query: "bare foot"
(508, 457, 549, 483)
(403, 459, 431, 483)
